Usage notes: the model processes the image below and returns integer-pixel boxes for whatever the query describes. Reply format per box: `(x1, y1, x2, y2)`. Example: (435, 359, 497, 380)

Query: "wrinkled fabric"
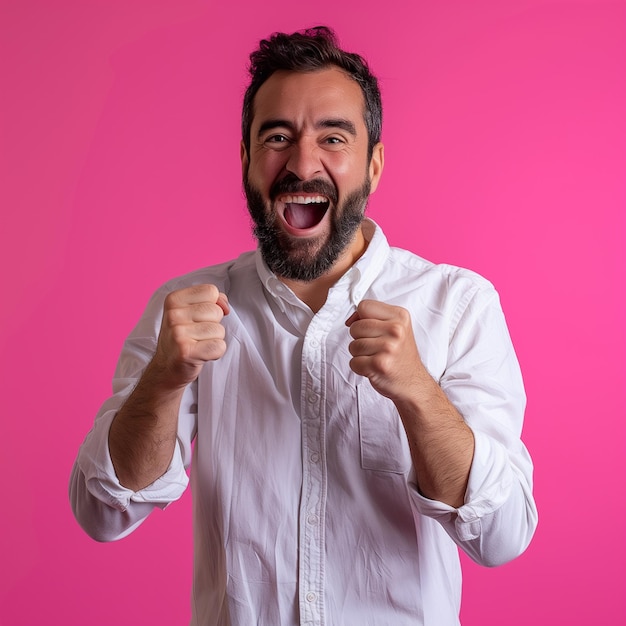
(70, 220, 537, 625)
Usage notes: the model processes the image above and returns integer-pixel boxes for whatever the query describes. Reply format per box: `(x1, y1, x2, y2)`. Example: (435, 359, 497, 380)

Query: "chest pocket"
(357, 382, 412, 474)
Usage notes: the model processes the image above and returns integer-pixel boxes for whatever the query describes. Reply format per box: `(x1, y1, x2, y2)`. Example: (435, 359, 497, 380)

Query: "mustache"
(269, 174, 338, 205)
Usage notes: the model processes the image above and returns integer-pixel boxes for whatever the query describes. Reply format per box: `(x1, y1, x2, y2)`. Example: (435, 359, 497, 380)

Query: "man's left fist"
(346, 300, 426, 402)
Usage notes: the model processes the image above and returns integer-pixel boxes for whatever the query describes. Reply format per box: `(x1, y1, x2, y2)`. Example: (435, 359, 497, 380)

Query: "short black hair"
(242, 26, 382, 160)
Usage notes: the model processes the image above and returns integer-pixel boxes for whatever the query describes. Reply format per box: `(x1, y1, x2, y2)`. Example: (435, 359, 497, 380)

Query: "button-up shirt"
(70, 220, 537, 625)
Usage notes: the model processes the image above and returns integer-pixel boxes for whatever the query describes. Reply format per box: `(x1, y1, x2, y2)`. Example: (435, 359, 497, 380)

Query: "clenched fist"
(152, 284, 230, 389)
(346, 299, 426, 403)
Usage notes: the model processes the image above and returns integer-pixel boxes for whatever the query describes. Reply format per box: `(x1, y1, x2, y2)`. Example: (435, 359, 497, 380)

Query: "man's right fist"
(151, 284, 230, 388)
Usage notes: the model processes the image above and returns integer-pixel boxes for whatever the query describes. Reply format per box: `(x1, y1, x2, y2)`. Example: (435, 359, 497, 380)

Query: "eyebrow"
(319, 118, 357, 136)
(256, 118, 357, 138)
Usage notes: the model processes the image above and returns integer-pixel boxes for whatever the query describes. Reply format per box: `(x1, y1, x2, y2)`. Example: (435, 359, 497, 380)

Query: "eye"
(322, 135, 346, 150)
(263, 134, 291, 150)
(265, 134, 289, 144)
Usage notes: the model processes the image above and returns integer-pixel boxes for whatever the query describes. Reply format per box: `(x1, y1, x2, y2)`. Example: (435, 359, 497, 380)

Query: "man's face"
(242, 67, 383, 282)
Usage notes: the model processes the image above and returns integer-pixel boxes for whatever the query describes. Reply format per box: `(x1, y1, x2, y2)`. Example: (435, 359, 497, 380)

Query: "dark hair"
(241, 26, 382, 160)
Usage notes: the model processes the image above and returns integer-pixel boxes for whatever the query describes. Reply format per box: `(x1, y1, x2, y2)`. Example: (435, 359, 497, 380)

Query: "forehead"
(251, 67, 367, 131)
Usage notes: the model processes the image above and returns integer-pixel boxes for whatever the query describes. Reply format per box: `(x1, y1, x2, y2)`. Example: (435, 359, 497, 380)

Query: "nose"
(285, 138, 323, 180)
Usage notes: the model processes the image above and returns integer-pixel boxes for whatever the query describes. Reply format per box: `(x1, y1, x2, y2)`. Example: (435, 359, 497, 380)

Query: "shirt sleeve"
(409, 283, 538, 567)
(69, 285, 197, 542)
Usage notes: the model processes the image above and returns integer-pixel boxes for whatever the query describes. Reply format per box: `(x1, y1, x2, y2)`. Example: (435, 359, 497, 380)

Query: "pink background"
(1, 0, 625, 624)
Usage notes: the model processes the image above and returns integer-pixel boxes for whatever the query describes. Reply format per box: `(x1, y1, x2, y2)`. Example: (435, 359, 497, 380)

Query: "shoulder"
(372, 247, 505, 336)
(365, 222, 495, 305)
(386, 246, 495, 295)
(379, 248, 511, 360)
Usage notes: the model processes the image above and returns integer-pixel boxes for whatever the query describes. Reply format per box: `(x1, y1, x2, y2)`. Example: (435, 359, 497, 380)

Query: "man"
(70, 26, 537, 625)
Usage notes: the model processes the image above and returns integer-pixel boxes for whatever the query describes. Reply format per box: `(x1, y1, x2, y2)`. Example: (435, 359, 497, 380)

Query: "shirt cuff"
(77, 408, 190, 512)
(408, 429, 513, 540)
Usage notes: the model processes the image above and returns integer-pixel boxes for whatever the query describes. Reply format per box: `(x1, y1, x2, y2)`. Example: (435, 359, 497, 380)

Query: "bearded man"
(71, 26, 537, 626)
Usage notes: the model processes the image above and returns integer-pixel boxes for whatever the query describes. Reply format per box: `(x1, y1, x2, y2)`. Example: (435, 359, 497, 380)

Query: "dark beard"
(244, 173, 371, 282)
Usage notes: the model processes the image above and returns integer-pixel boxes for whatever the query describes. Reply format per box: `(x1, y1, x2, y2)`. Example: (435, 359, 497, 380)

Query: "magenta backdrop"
(1, 1, 625, 624)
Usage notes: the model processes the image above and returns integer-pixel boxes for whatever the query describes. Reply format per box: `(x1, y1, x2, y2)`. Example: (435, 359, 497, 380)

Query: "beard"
(244, 172, 371, 282)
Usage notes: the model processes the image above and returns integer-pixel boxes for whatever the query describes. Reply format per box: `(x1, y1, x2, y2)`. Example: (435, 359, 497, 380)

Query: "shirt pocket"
(357, 382, 411, 474)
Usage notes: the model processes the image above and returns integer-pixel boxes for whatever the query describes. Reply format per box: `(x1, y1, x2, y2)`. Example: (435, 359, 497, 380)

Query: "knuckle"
(202, 283, 220, 301)
(163, 291, 178, 310)
(169, 324, 187, 343)
(164, 307, 182, 326)
(397, 306, 411, 323)
(389, 321, 404, 340)
(372, 352, 392, 375)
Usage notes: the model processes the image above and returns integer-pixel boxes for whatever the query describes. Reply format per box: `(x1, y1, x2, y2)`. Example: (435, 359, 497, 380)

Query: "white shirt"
(70, 220, 537, 625)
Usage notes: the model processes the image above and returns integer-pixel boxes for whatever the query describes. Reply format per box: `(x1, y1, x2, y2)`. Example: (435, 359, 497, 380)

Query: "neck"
(280, 224, 368, 313)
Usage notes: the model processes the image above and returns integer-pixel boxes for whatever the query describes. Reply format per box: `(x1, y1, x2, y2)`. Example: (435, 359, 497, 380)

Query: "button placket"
(299, 315, 330, 625)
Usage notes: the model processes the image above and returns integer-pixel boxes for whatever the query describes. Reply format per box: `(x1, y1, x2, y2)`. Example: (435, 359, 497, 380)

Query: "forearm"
(411, 428, 537, 566)
(395, 374, 474, 509)
(109, 361, 186, 492)
(71, 370, 195, 541)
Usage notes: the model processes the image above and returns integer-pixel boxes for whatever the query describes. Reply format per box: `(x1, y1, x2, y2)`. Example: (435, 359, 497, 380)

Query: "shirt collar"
(345, 218, 389, 306)
(255, 218, 390, 312)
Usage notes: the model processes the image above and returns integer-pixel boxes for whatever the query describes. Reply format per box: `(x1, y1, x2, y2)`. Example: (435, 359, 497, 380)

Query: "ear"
(240, 141, 249, 177)
(368, 142, 384, 193)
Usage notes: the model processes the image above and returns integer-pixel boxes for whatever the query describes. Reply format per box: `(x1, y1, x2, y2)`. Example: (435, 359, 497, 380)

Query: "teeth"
(279, 195, 327, 204)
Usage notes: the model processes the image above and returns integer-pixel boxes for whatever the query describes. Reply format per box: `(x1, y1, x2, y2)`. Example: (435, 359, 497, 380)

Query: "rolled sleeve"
(76, 409, 190, 512)
(409, 282, 537, 566)
(70, 284, 198, 540)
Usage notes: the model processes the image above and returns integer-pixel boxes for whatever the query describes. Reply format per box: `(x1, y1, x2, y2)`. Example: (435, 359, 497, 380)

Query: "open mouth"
(279, 194, 330, 230)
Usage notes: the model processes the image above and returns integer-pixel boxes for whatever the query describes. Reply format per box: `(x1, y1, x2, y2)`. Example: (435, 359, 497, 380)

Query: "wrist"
(142, 356, 196, 396)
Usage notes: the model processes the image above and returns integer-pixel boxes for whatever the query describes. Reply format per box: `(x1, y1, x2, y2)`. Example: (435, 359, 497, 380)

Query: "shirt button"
(307, 513, 318, 525)
(310, 452, 320, 463)
(309, 338, 320, 348)
(307, 393, 318, 404)
(306, 592, 316, 602)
